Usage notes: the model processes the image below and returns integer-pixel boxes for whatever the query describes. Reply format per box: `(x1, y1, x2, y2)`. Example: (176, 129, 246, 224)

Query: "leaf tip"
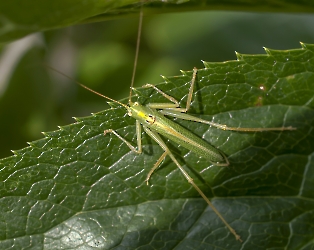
(41, 131, 49, 137)
(235, 51, 243, 60)
(300, 41, 306, 49)
(11, 150, 20, 156)
(263, 47, 272, 55)
(132, 88, 141, 96)
(73, 117, 82, 122)
(107, 101, 120, 108)
(202, 60, 210, 68)
(161, 75, 170, 83)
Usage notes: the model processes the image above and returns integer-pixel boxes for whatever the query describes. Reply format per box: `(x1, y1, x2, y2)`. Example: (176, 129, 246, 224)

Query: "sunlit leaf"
(0, 43, 313, 249)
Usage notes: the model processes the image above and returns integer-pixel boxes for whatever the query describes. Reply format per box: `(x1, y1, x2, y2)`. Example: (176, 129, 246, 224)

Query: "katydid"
(48, 9, 296, 243)
(72, 66, 295, 243)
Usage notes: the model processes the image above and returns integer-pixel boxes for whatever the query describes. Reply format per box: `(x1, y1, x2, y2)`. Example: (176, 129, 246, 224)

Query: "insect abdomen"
(151, 112, 225, 163)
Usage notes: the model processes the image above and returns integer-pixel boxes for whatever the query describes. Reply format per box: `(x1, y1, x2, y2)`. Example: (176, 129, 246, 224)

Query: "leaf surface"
(0, 44, 313, 249)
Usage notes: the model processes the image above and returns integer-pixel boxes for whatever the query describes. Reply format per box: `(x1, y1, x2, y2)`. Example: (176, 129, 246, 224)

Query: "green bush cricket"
(48, 9, 296, 243)
(68, 66, 295, 242)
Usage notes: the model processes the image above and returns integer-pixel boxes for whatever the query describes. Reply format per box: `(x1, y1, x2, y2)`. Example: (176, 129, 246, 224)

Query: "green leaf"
(0, 43, 313, 249)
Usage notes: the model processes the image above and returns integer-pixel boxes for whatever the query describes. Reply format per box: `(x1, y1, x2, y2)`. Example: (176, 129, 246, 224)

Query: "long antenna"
(44, 64, 128, 109)
(129, 7, 143, 104)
